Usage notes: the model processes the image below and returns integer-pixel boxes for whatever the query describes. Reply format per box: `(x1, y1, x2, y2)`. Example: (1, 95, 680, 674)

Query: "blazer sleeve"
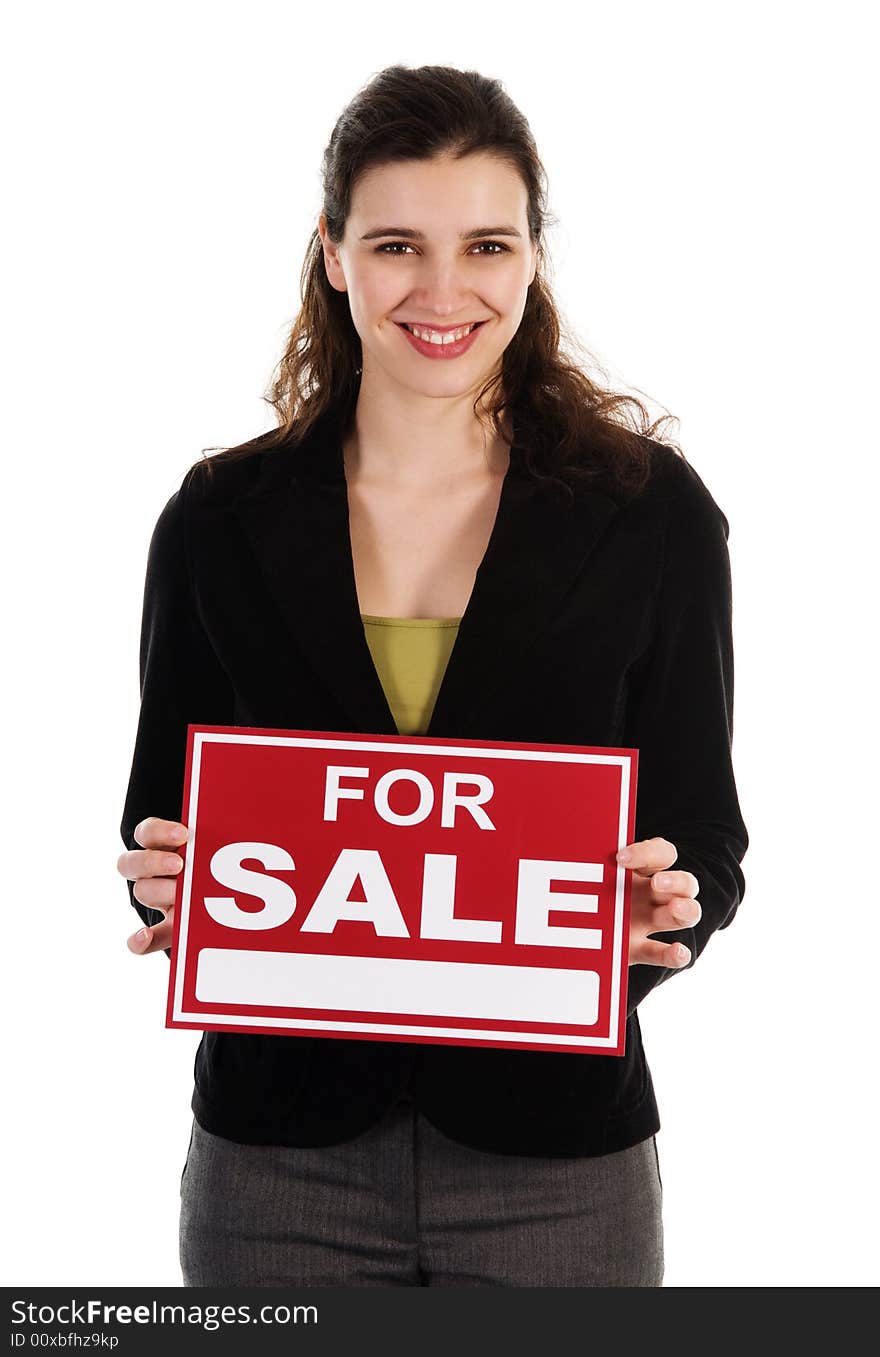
(119, 468, 235, 956)
(622, 460, 749, 1013)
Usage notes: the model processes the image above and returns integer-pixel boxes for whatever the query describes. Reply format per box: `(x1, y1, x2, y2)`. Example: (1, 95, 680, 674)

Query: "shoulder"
(178, 432, 280, 511)
(626, 435, 731, 539)
(145, 435, 279, 567)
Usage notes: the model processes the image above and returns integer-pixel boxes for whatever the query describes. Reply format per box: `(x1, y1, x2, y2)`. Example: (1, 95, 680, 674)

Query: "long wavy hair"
(195, 63, 682, 502)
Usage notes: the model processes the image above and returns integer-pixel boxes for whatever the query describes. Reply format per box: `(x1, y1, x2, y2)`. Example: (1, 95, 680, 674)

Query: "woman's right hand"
(117, 816, 189, 955)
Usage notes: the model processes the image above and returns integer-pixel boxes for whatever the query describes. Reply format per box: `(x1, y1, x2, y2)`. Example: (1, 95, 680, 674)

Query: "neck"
(342, 386, 512, 493)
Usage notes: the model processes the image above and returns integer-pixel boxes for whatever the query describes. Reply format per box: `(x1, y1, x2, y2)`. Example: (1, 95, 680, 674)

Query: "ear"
(318, 213, 348, 294)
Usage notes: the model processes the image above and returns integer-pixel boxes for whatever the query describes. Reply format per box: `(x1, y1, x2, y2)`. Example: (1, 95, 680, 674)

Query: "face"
(319, 152, 538, 403)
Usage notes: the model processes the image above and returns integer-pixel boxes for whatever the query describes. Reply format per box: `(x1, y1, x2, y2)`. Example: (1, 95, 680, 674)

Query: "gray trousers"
(179, 1094, 664, 1287)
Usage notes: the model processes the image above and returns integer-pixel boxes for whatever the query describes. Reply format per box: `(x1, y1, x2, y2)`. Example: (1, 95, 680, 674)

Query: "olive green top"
(361, 614, 461, 736)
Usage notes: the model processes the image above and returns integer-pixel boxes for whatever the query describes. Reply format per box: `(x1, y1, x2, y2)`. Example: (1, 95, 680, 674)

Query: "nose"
(406, 258, 479, 315)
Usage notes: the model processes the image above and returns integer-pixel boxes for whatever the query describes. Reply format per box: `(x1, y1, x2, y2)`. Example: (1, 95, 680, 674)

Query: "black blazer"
(120, 409, 748, 1157)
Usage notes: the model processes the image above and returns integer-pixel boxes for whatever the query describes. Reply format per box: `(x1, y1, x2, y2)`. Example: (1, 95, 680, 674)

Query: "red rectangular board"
(166, 725, 638, 1056)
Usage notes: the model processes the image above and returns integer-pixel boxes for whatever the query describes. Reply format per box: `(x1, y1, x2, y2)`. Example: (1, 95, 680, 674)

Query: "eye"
(375, 240, 510, 256)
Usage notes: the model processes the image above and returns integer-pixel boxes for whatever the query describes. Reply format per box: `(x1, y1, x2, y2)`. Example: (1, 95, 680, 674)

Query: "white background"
(3, 0, 877, 1288)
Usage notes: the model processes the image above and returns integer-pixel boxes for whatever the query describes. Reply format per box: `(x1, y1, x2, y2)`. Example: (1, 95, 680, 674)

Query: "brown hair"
(195, 64, 682, 502)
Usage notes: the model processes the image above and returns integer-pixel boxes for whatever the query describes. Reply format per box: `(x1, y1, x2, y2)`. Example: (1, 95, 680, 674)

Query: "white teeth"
(405, 323, 477, 344)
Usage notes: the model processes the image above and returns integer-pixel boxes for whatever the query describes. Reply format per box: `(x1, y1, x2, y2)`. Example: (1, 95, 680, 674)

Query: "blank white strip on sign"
(196, 950, 600, 1028)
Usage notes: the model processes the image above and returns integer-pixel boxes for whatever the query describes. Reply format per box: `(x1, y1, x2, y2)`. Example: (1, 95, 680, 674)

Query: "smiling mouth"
(397, 320, 487, 342)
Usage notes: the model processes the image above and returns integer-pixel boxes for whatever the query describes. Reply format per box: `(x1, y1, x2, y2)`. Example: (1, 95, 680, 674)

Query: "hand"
(617, 836, 701, 969)
(116, 817, 189, 956)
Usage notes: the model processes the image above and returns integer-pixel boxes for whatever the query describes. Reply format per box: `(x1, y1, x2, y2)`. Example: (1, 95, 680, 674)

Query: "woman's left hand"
(617, 836, 701, 969)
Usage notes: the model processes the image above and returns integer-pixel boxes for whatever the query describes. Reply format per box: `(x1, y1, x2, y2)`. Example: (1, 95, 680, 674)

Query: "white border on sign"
(172, 733, 632, 1050)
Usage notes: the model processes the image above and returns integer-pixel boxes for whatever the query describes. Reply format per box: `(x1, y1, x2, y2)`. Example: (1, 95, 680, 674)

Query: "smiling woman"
(119, 62, 748, 1290)
(193, 67, 680, 501)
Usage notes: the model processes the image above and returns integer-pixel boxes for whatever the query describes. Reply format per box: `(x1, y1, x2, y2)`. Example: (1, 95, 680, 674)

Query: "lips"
(394, 318, 490, 359)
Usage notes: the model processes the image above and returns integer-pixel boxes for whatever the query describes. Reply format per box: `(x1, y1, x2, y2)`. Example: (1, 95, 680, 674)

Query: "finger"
(132, 876, 178, 912)
(616, 836, 678, 876)
(116, 847, 186, 882)
(645, 897, 702, 930)
(650, 869, 700, 899)
(128, 912, 174, 956)
(134, 817, 190, 850)
(630, 937, 691, 968)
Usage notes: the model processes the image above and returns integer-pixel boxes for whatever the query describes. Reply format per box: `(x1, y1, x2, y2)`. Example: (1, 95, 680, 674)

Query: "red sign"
(166, 726, 638, 1056)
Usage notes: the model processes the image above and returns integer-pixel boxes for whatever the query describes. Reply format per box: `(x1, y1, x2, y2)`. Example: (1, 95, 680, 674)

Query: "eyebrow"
(359, 225, 522, 241)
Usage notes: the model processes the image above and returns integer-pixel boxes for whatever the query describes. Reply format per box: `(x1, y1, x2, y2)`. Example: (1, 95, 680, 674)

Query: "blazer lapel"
(234, 410, 621, 739)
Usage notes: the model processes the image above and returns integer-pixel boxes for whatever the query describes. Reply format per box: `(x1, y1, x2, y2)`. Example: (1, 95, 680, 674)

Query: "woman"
(117, 64, 748, 1287)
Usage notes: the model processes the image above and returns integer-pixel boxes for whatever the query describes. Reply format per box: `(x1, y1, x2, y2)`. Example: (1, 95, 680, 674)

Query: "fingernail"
(677, 945, 690, 965)
(617, 848, 633, 863)
(134, 927, 151, 949)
